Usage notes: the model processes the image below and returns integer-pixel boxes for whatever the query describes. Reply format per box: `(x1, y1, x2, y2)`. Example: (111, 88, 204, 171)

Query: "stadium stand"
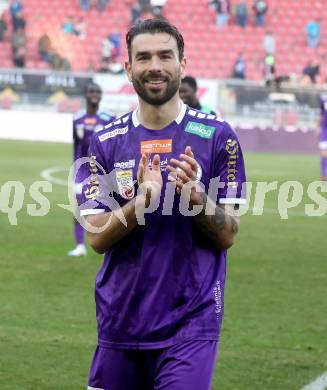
(0, 0, 326, 81)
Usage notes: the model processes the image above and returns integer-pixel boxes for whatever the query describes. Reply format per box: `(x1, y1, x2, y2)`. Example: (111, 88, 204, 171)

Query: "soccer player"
(179, 75, 217, 115)
(68, 82, 115, 257)
(81, 19, 246, 389)
(318, 92, 327, 181)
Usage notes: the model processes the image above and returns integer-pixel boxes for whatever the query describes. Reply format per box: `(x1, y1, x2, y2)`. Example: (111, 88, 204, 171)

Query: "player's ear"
(125, 61, 132, 82)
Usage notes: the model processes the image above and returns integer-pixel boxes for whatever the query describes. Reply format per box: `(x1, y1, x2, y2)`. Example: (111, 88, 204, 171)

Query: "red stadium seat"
(0, 0, 321, 78)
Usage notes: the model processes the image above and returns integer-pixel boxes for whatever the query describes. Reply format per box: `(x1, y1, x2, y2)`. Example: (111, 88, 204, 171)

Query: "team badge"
(76, 124, 84, 139)
(116, 169, 135, 200)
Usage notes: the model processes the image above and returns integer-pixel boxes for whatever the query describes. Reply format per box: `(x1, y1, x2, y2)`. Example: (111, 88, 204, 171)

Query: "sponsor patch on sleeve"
(225, 138, 239, 188)
(98, 126, 128, 142)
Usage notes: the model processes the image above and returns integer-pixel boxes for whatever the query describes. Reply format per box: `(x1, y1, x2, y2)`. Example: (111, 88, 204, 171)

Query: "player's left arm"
(166, 146, 241, 250)
(193, 196, 239, 250)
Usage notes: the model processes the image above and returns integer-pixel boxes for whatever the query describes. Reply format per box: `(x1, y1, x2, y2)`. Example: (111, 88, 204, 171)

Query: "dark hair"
(126, 19, 184, 62)
(181, 75, 197, 91)
(85, 82, 102, 94)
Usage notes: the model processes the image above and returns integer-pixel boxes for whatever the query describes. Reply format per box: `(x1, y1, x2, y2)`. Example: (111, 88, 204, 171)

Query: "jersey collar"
(132, 102, 187, 128)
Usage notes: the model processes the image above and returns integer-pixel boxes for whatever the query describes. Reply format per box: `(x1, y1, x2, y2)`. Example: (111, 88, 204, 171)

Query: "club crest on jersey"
(116, 169, 135, 200)
(76, 124, 84, 139)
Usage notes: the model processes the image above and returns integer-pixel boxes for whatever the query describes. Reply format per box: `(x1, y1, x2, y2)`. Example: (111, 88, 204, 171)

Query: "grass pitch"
(0, 139, 326, 389)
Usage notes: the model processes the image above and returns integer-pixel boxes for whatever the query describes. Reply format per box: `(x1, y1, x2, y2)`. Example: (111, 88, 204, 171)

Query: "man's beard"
(131, 71, 180, 106)
(88, 100, 100, 109)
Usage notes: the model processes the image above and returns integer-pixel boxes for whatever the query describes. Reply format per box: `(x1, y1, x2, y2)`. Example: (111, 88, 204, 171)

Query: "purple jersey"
(73, 110, 115, 183)
(320, 93, 327, 141)
(81, 104, 246, 350)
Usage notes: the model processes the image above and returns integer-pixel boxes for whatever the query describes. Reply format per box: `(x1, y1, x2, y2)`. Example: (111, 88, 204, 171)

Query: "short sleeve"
(213, 122, 247, 205)
(79, 134, 118, 216)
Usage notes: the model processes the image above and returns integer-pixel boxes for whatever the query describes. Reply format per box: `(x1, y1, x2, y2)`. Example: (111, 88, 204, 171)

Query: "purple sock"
(74, 222, 84, 245)
(321, 157, 327, 177)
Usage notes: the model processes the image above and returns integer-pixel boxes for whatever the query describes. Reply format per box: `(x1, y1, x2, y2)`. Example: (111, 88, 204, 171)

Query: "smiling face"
(86, 84, 102, 108)
(125, 33, 186, 106)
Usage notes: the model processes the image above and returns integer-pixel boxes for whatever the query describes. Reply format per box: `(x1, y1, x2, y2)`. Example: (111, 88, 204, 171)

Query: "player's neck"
(190, 99, 200, 109)
(137, 94, 182, 130)
(87, 104, 98, 115)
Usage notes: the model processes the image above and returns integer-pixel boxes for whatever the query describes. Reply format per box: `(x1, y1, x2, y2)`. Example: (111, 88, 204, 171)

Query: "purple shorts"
(88, 340, 218, 390)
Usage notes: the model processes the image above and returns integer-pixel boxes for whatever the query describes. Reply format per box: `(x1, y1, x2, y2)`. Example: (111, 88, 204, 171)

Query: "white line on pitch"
(40, 166, 71, 187)
(301, 372, 327, 390)
(250, 207, 311, 217)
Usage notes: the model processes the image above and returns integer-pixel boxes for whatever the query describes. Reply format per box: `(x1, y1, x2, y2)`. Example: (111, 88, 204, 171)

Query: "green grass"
(0, 140, 326, 389)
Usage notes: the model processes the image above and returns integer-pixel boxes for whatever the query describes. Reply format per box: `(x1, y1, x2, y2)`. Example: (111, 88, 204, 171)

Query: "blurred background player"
(317, 92, 327, 181)
(68, 82, 115, 257)
(179, 75, 216, 115)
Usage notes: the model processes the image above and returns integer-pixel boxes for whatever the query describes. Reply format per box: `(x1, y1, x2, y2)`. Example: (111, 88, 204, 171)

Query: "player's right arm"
(85, 152, 162, 254)
(86, 195, 146, 254)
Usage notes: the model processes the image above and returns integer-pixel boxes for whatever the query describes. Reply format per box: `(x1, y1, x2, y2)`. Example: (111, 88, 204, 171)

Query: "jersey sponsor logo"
(225, 138, 238, 155)
(84, 117, 97, 125)
(116, 169, 135, 200)
(99, 112, 112, 121)
(98, 126, 128, 142)
(213, 280, 222, 319)
(114, 159, 135, 169)
(225, 139, 238, 187)
(140, 139, 172, 154)
(84, 154, 100, 201)
(148, 157, 168, 171)
(76, 124, 84, 139)
(185, 121, 216, 139)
